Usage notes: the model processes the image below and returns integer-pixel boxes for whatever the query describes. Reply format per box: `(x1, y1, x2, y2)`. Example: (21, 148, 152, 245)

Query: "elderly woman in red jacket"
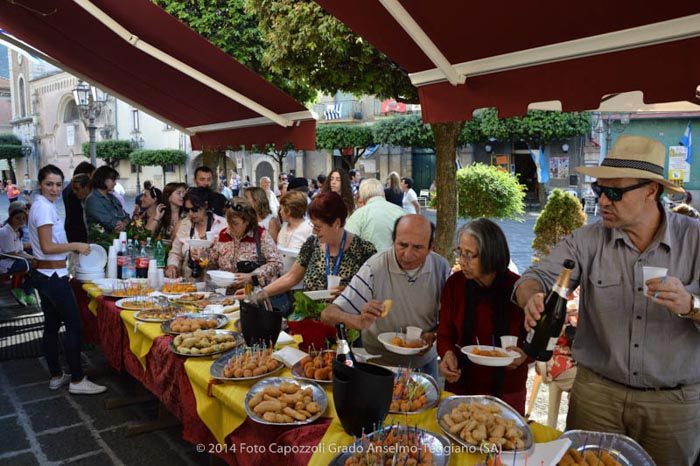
(437, 218, 529, 414)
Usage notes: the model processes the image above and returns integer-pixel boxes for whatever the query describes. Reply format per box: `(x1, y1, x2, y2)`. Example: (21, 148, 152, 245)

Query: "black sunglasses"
(183, 206, 201, 214)
(225, 200, 245, 212)
(591, 180, 653, 202)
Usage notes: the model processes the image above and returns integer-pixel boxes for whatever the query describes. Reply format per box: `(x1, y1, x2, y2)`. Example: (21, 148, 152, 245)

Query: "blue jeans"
(31, 271, 84, 382)
(8, 259, 34, 295)
(418, 357, 439, 381)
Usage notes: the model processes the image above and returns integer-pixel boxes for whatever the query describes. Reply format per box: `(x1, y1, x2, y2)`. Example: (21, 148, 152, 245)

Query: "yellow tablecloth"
(82, 283, 101, 316)
(184, 356, 561, 465)
(120, 311, 164, 371)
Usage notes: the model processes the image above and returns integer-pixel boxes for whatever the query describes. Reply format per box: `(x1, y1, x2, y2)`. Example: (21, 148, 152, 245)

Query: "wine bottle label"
(525, 328, 535, 344)
(546, 336, 558, 351)
(552, 284, 568, 299)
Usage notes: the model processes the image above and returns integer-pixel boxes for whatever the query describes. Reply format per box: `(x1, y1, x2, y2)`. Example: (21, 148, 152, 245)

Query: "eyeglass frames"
(453, 248, 478, 262)
(591, 180, 652, 202)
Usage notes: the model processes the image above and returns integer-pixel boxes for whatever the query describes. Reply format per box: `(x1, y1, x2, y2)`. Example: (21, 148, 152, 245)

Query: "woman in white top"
(29, 165, 106, 395)
(276, 191, 313, 250)
(0, 201, 35, 305)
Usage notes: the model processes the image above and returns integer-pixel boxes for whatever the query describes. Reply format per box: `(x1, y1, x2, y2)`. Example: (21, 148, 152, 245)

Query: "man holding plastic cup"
(513, 135, 700, 466)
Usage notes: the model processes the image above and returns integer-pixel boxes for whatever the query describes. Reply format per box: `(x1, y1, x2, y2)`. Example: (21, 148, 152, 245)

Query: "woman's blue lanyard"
(325, 230, 347, 278)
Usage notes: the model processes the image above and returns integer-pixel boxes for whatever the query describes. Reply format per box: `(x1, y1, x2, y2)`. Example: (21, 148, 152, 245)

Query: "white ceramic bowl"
(92, 278, 123, 291)
(75, 271, 106, 282)
(207, 270, 236, 287)
(377, 332, 428, 355)
(460, 345, 518, 367)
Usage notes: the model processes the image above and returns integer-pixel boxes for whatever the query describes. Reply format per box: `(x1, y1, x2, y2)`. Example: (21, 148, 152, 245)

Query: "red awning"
(314, 0, 700, 122)
(0, 0, 315, 150)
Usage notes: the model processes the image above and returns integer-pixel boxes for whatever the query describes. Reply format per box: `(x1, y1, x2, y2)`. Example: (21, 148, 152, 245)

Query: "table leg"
(126, 402, 181, 436)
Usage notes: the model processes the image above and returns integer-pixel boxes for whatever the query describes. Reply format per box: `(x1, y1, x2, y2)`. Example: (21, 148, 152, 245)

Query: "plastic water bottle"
(127, 239, 137, 279)
(145, 237, 154, 260)
(154, 239, 166, 268)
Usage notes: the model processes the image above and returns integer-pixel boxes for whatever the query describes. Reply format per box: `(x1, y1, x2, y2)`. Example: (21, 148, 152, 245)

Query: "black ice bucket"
(332, 359, 393, 437)
(240, 301, 283, 346)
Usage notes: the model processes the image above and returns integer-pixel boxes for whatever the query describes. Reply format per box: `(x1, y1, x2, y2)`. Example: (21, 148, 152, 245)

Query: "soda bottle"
(116, 239, 126, 279)
(136, 241, 149, 279)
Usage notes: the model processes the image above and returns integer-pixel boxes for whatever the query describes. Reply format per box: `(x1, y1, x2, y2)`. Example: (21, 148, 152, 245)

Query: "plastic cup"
(405, 326, 422, 343)
(642, 266, 668, 296)
(500, 335, 518, 349)
(195, 281, 206, 292)
(327, 275, 341, 291)
(206, 231, 217, 242)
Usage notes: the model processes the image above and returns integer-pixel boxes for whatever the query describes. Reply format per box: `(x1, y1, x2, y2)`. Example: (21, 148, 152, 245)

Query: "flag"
(529, 146, 549, 183)
(324, 103, 342, 120)
(681, 121, 692, 164)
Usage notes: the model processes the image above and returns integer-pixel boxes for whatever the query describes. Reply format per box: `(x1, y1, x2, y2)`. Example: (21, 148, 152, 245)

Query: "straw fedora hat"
(576, 135, 684, 194)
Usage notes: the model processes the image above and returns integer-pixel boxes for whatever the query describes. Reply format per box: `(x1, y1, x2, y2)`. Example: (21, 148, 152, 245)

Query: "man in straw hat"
(514, 135, 700, 465)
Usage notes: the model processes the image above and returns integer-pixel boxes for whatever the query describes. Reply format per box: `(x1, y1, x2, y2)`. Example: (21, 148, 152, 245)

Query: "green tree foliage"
(130, 149, 187, 185)
(154, 0, 315, 103)
(372, 115, 434, 148)
(455, 163, 526, 220)
(315, 125, 375, 171)
(81, 140, 134, 168)
(253, 142, 295, 172)
(0, 134, 21, 145)
(531, 189, 587, 263)
(0, 145, 23, 159)
(478, 109, 591, 147)
(245, 0, 416, 103)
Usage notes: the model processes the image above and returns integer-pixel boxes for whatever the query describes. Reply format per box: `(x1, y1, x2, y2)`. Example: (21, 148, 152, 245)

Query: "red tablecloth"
(78, 291, 332, 465)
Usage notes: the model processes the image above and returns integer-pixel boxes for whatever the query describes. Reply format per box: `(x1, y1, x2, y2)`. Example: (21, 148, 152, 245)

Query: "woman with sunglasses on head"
(30, 164, 107, 395)
(437, 219, 528, 414)
(133, 185, 165, 236)
(321, 169, 355, 215)
(160, 182, 187, 243)
(165, 187, 226, 279)
(244, 186, 281, 243)
(206, 198, 282, 289)
(84, 165, 129, 234)
(242, 192, 375, 302)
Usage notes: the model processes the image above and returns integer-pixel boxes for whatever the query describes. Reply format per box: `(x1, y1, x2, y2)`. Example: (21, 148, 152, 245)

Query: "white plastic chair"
(418, 189, 430, 207)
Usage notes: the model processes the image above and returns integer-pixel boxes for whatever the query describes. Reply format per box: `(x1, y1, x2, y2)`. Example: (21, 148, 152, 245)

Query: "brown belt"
(32, 259, 67, 269)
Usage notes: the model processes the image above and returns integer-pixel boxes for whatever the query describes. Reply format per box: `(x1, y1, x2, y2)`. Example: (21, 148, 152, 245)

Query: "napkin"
(500, 438, 571, 466)
(352, 347, 382, 361)
(276, 331, 296, 345)
(272, 346, 308, 368)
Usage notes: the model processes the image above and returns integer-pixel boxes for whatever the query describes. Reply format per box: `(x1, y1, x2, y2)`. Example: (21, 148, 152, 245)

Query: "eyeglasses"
(453, 248, 478, 262)
(183, 206, 201, 214)
(225, 200, 245, 212)
(591, 180, 652, 202)
(310, 222, 324, 232)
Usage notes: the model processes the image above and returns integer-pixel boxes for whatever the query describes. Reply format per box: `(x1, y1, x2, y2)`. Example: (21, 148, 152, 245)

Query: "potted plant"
(531, 189, 587, 263)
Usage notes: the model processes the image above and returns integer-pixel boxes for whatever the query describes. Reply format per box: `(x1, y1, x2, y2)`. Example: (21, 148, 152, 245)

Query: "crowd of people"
(7, 135, 699, 465)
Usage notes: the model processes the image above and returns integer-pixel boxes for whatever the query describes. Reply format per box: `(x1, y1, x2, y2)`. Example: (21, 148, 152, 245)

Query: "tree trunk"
(430, 121, 464, 259)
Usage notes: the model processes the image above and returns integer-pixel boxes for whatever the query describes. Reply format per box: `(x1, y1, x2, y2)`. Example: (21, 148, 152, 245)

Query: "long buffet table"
(72, 280, 561, 465)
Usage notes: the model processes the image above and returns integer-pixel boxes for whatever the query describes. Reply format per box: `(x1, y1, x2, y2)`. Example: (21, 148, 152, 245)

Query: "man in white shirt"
(401, 177, 420, 214)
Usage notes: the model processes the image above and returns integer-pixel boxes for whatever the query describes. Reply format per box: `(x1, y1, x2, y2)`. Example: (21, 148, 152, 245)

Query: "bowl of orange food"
(377, 332, 428, 355)
(460, 345, 519, 367)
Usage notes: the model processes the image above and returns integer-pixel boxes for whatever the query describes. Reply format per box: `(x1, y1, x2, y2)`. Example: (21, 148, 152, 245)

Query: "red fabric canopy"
(314, 0, 700, 122)
(0, 0, 315, 150)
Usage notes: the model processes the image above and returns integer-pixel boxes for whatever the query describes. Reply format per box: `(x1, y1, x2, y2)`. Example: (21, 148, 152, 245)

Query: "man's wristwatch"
(678, 294, 700, 319)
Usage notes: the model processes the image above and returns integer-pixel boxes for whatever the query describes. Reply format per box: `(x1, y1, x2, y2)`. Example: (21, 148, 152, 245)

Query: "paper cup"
(500, 335, 518, 349)
(405, 326, 422, 343)
(327, 275, 341, 291)
(642, 266, 668, 296)
(195, 281, 206, 292)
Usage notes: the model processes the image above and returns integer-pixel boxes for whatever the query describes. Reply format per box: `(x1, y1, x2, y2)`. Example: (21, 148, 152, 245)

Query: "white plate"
(188, 239, 212, 249)
(302, 290, 333, 301)
(207, 270, 237, 287)
(79, 244, 107, 270)
(377, 332, 428, 355)
(461, 344, 518, 367)
(92, 278, 123, 291)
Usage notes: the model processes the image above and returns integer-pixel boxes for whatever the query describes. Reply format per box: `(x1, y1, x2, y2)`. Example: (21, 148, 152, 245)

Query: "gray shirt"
(333, 249, 451, 367)
(515, 207, 700, 388)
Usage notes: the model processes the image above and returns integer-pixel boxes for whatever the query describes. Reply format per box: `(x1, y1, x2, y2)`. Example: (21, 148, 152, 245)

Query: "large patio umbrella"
(0, 0, 316, 150)
(313, 0, 700, 120)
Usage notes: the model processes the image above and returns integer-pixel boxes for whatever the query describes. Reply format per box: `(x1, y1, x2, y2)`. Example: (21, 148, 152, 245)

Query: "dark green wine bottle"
(523, 259, 575, 361)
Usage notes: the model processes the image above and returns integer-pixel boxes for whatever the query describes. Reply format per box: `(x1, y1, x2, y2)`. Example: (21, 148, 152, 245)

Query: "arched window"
(63, 100, 79, 123)
(18, 77, 26, 118)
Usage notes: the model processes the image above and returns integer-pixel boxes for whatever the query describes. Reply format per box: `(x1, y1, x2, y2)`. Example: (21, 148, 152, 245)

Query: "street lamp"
(73, 80, 108, 166)
(592, 112, 632, 162)
(131, 134, 144, 190)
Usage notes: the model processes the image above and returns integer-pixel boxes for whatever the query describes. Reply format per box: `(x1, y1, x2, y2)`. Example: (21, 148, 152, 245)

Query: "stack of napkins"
(500, 438, 571, 466)
(272, 346, 308, 368)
